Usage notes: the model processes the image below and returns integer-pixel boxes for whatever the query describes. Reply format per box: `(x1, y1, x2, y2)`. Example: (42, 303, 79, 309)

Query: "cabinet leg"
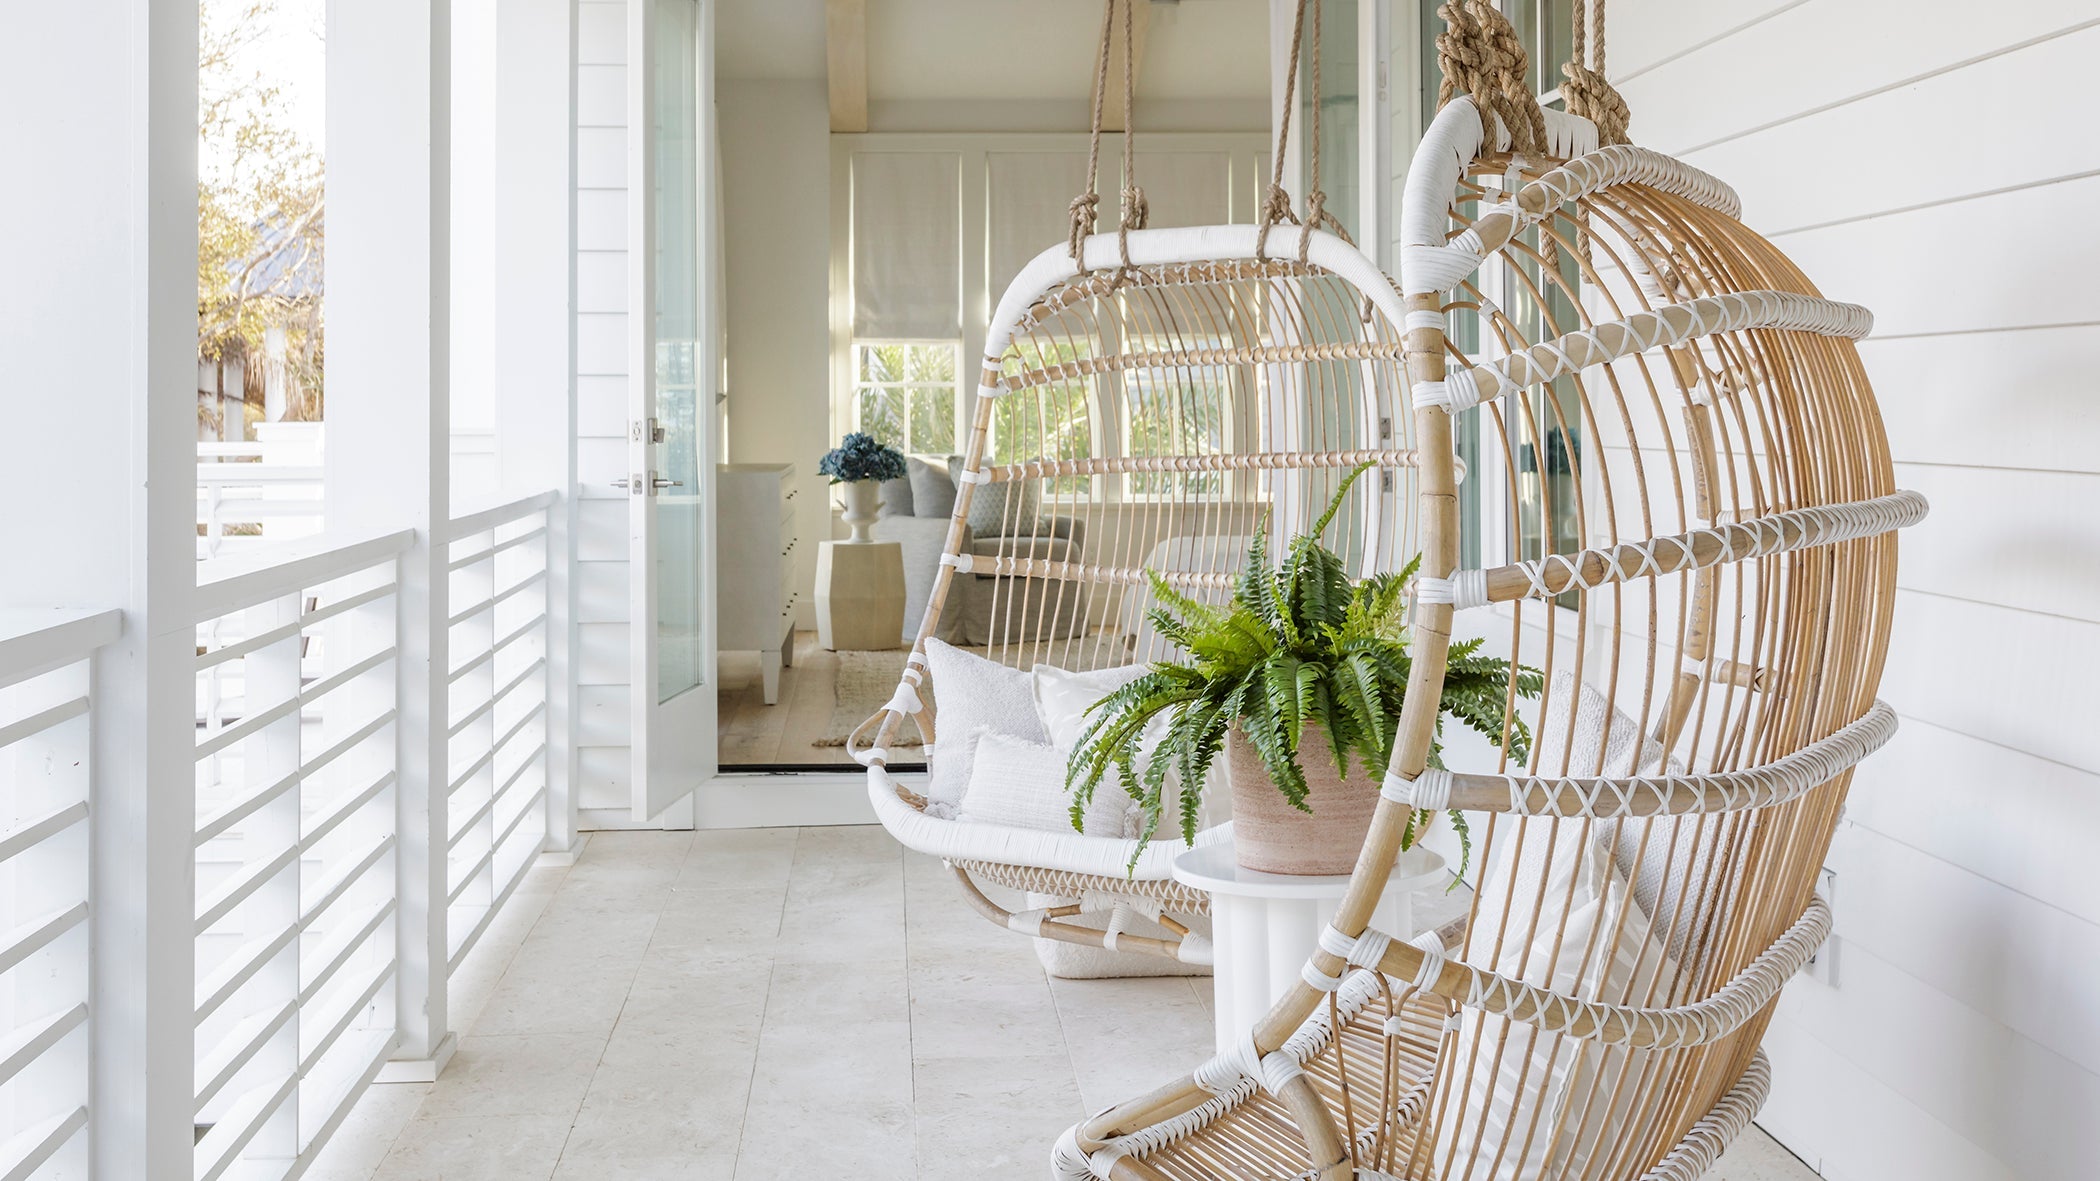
(760, 649, 782, 705)
(780, 623, 795, 667)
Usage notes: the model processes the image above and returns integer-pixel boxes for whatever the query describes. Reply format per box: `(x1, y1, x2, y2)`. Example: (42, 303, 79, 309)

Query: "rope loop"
(1436, 0, 1545, 157)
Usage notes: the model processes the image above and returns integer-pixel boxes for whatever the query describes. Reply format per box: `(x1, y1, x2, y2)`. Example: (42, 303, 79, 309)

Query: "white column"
(0, 2, 201, 1176)
(494, 0, 582, 862)
(326, 0, 456, 1078)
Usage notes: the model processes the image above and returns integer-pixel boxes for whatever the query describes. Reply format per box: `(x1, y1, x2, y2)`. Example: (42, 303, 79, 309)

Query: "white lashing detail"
(1404, 310, 1448, 333)
(1450, 895, 1833, 1048)
(883, 683, 923, 715)
(1500, 491, 1928, 603)
(1407, 930, 1447, 993)
(1495, 700, 1898, 819)
(1411, 571, 1488, 612)
(1422, 290, 1875, 413)
(1381, 768, 1454, 811)
(1007, 908, 1048, 936)
(939, 553, 976, 574)
(1174, 932, 1213, 965)
(956, 467, 992, 485)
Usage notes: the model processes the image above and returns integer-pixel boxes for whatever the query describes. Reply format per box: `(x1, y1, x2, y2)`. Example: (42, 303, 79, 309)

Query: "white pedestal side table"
(1173, 839, 1454, 1053)
(815, 540, 905, 651)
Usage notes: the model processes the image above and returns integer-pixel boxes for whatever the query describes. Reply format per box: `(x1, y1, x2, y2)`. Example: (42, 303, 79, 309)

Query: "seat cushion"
(921, 637, 1048, 811)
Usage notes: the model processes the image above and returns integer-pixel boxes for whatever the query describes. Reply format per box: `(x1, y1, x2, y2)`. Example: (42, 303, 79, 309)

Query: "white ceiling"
(715, 0, 1271, 103)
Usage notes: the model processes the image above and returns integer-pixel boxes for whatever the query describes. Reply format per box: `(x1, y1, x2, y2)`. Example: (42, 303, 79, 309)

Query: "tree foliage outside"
(198, 0, 325, 436)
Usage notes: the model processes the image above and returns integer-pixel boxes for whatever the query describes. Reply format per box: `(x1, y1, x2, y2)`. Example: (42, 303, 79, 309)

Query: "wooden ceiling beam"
(826, 0, 867, 133)
(1092, 0, 1153, 134)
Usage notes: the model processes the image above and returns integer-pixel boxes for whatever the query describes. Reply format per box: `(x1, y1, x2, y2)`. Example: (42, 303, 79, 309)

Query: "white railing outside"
(192, 530, 412, 1180)
(197, 426, 327, 561)
(441, 493, 554, 976)
(0, 608, 122, 1180)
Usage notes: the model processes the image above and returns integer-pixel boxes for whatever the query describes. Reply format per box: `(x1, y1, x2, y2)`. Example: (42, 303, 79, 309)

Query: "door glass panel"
(654, 0, 705, 704)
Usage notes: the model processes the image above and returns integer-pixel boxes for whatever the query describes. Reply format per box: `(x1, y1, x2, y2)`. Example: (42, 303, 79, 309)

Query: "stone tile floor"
(308, 827, 1819, 1180)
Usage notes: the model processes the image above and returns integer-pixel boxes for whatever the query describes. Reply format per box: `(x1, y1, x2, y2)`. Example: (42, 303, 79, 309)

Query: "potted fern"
(1069, 464, 1540, 876)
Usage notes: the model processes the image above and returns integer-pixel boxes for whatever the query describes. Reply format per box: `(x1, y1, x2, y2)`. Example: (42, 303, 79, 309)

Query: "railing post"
(0, 0, 201, 1174)
(493, 0, 581, 863)
(327, 0, 456, 1080)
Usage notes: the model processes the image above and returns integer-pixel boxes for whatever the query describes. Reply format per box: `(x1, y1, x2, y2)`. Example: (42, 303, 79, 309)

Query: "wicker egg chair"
(1038, 10, 1926, 1181)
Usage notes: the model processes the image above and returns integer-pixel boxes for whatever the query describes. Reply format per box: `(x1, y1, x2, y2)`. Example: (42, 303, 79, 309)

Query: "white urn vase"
(838, 480, 882, 543)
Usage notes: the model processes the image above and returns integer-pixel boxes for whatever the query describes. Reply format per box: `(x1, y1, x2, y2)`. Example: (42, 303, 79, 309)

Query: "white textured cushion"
(956, 732, 1131, 838)
(922, 638, 1047, 811)
(1032, 663, 1165, 836)
(1435, 676, 1678, 1180)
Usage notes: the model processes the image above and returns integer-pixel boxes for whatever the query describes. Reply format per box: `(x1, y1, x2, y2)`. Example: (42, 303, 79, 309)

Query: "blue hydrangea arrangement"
(817, 432, 908, 484)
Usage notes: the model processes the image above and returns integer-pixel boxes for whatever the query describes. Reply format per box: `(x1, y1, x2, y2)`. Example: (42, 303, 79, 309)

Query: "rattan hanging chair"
(855, 0, 1444, 971)
(1026, 2, 1927, 1177)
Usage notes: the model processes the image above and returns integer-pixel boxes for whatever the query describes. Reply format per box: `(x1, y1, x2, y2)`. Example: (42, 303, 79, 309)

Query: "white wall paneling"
(574, 0, 636, 813)
(1602, 4, 2100, 1177)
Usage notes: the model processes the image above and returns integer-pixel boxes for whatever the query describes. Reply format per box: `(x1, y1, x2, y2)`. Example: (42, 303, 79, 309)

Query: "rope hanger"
(1068, 0, 1148, 274)
(1434, 0, 1633, 151)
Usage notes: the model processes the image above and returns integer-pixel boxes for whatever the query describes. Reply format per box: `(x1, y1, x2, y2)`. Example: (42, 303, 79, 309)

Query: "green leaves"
(1068, 463, 1541, 869)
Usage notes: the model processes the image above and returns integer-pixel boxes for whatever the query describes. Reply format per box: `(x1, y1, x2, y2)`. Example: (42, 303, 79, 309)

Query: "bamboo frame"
(1024, 97, 1919, 1180)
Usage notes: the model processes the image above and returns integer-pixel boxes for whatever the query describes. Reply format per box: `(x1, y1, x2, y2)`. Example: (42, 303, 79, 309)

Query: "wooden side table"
(1172, 840, 1456, 1053)
(815, 540, 905, 651)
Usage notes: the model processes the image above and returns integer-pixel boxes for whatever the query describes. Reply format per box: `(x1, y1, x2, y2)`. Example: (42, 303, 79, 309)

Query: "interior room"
(1, 1, 2093, 1179)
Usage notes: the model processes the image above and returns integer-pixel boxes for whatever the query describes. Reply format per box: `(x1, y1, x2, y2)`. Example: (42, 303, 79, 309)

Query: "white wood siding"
(574, 0, 631, 811)
(1608, 4, 2100, 1178)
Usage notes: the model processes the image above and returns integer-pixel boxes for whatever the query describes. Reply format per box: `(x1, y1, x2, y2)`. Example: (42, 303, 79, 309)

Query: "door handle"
(652, 477, 683, 489)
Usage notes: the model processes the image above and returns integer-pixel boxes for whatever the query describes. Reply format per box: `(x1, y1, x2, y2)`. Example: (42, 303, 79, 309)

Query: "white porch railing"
(441, 493, 554, 975)
(0, 487, 577, 1180)
(192, 529, 413, 1179)
(0, 608, 121, 1180)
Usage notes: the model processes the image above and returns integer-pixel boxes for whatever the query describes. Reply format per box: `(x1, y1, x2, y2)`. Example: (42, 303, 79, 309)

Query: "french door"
(628, 0, 718, 820)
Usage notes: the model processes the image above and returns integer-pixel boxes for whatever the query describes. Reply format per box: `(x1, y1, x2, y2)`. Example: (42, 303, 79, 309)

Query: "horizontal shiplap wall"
(574, 0, 631, 811)
(1613, 3, 2100, 1179)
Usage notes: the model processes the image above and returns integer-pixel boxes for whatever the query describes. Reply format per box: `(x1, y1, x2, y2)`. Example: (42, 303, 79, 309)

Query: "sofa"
(870, 456, 1089, 646)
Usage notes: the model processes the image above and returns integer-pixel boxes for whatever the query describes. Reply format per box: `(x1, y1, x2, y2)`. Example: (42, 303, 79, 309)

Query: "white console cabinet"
(716, 463, 799, 703)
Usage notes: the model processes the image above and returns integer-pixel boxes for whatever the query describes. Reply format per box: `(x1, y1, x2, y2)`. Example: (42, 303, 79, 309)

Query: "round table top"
(1172, 838, 1449, 901)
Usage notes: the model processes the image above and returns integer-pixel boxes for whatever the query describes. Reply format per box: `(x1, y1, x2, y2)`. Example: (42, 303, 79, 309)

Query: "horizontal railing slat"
(0, 801, 88, 867)
(0, 697, 89, 753)
(0, 608, 122, 692)
(0, 1004, 88, 1091)
(301, 836, 396, 931)
(194, 924, 299, 1029)
(0, 903, 88, 978)
(445, 489, 557, 539)
(446, 523, 548, 572)
(192, 1000, 297, 1115)
(299, 960, 396, 1077)
(0, 1106, 87, 1181)
(195, 529, 415, 623)
(298, 900, 395, 1009)
(192, 1070, 299, 1181)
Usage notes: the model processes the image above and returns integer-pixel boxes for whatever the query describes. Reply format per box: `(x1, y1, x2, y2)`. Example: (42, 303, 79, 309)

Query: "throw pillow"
(908, 455, 957, 520)
(921, 637, 1047, 811)
(1032, 663, 1180, 839)
(953, 457, 1038, 537)
(955, 732, 1129, 837)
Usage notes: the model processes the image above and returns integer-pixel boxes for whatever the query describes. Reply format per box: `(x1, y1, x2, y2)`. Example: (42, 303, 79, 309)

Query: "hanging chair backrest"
(878, 227, 1424, 714)
(1242, 92, 1922, 1181)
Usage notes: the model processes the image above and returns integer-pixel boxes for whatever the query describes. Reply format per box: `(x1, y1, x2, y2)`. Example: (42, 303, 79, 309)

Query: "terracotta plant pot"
(1224, 723, 1382, 875)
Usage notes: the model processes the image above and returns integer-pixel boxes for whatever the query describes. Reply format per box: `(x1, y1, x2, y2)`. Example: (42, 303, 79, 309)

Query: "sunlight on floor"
(305, 828, 1821, 1180)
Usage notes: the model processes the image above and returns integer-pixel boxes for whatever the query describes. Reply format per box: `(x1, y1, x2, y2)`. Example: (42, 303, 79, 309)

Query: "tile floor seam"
(548, 872, 669, 1176)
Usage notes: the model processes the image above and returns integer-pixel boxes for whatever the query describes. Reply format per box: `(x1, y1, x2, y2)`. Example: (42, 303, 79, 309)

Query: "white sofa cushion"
(957, 732, 1131, 838)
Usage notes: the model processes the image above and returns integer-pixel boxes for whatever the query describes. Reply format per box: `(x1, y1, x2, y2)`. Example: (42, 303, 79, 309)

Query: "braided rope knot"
(1067, 192, 1100, 262)
(1118, 186, 1149, 232)
(1560, 61, 1631, 145)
